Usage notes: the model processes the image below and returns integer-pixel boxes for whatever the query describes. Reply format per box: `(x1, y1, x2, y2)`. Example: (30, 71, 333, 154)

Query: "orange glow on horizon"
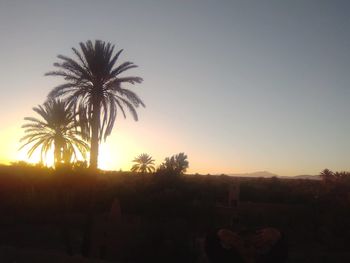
(0, 123, 310, 176)
(98, 143, 120, 171)
(16, 146, 54, 166)
(0, 125, 256, 174)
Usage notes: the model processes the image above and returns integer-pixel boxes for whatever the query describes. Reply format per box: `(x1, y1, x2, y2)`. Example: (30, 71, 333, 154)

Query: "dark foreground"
(0, 165, 349, 262)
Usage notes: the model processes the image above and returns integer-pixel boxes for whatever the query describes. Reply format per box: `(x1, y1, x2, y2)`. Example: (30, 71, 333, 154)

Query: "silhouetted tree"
(333, 171, 350, 180)
(131, 153, 155, 173)
(46, 40, 144, 169)
(158, 152, 189, 175)
(20, 99, 89, 167)
(320, 168, 334, 181)
(72, 160, 88, 169)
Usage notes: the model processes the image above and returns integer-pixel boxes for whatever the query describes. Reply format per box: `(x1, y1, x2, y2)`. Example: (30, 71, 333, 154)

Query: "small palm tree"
(320, 168, 334, 181)
(131, 153, 155, 173)
(158, 152, 189, 175)
(46, 40, 144, 169)
(333, 171, 350, 180)
(20, 99, 89, 167)
(174, 152, 189, 174)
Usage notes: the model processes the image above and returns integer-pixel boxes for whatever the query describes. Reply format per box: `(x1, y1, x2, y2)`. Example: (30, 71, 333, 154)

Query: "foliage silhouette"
(131, 153, 155, 174)
(1, 166, 350, 261)
(320, 168, 334, 181)
(46, 40, 144, 169)
(157, 152, 189, 175)
(19, 99, 89, 167)
(320, 168, 350, 182)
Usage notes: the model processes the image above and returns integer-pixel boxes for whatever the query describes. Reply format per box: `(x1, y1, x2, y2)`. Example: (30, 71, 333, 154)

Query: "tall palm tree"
(20, 99, 89, 167)
(46, 40, 144, 169)
(131, 153, 155, 173)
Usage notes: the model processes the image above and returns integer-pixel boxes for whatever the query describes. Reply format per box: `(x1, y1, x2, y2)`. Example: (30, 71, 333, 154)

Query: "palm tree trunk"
(54, 139, 62, 167)
(90, 94, 101, 169)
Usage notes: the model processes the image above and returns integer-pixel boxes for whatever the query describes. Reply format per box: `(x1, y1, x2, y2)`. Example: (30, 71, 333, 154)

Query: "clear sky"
(0, 0, 349, 176)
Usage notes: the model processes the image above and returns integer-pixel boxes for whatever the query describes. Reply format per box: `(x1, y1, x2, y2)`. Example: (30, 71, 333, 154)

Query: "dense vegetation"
(1, 164, 349, 262)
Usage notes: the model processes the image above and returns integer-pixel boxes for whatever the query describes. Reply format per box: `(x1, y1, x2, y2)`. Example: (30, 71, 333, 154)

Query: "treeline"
(1, 164, 348, 218)
(1, 165, 350, 261)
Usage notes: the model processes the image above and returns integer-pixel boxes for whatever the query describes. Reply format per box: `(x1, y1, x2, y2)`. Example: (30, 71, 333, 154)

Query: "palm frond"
(45, 40, 144, 168)
(20, 99, 90, 166)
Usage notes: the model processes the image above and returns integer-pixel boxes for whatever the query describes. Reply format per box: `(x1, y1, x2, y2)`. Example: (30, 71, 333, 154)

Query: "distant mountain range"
(227, 171, 321, 180)
(228, 171, 279, 178)
(290, 174, 321, 180)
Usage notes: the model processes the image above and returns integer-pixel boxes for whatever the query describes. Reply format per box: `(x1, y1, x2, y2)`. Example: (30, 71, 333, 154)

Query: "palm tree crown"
(131, 153, 155, 173)
(159, 152, 189, 175)
(20, 99, 89, 166)
(46, 40, 144, 169)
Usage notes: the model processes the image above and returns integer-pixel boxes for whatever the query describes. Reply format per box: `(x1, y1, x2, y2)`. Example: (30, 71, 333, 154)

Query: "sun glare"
(14, 138, 132, 171)
(98, 143, 120, 171)
(16, 145, 54, 167)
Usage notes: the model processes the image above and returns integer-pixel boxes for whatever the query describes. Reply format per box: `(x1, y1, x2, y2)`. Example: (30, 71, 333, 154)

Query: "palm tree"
(46, 40, 144, 169)
(20, 99, 89, 167)
(158, 152, 189, 175)
(131, 153, 155, 173)
(333, 171, 350, 181)
(174, 152, 189, 174)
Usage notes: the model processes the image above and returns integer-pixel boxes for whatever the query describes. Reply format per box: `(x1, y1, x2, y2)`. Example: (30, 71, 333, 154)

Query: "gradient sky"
(0, 0, 349, 176)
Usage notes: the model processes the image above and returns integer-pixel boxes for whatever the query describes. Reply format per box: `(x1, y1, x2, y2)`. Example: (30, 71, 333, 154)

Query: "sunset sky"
(0, 0, 349, 176)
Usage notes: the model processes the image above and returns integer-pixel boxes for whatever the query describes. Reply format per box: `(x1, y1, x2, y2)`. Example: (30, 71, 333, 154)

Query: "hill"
(228, 171, 321, 180)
